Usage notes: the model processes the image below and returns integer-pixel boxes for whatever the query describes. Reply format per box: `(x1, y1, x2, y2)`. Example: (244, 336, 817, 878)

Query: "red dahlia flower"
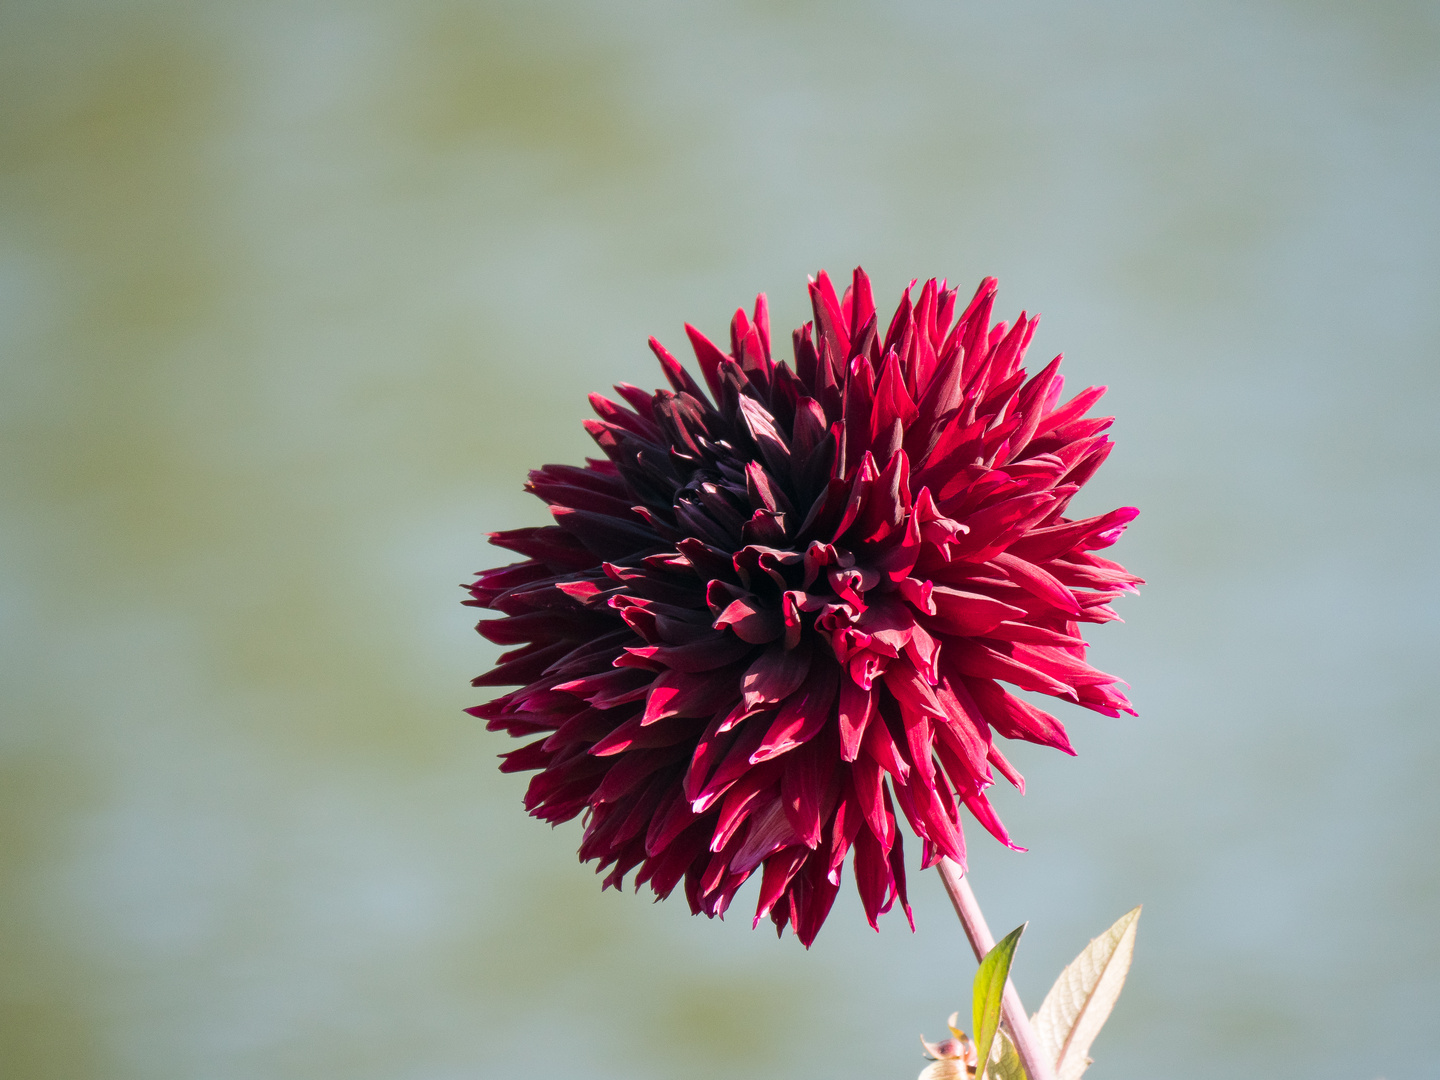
(466, 269, 1139, 946)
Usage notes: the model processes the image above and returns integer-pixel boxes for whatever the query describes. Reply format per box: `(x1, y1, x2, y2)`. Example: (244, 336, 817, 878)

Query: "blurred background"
(2, 1, 1438, 1078)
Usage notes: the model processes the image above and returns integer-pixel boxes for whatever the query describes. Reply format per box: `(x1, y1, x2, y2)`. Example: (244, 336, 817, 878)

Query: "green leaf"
(988, 1030, 1030, 1080)
(973, 922, 1026, 1080)
(1032, 906, 1141, 1080)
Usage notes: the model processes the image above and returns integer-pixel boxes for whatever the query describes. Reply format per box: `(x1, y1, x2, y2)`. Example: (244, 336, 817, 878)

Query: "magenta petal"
(987, 741, 1025, 794)
(992, 551, 1082, 616)
(943, 639, 1079, 701)
(779, 738, 830, 849)
(683, 712, 740, 804)
(886, 822, 915, 930)
(850, 756, 893, 847)
(641, 666, 740, 725)
(710, 766, 779, 853)
(730, 798, 802, 876)
(837, 675, 874, 761)
(629, 633, 755, 673)
(753, 846, 809, 926)
(691, 720, 770, 813)
(964, 791, 1025, 852)
(750, 659, 839, 763)
(861, 704, 911, 782)
(740, 642, 813, 711)
(852, 824, 893, 930)
(827, 788, 864, 884)
(928, 586, 1025, 636)
(965, 676, 1076, 755)
(714, 597, 784, 644)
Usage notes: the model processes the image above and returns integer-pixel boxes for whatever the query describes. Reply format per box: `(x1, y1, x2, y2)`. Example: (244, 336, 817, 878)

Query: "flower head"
(467, 269, 1139, 945)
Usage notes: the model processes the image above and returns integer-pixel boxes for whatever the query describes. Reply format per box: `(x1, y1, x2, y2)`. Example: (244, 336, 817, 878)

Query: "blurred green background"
(2, 2, 1438, 1078)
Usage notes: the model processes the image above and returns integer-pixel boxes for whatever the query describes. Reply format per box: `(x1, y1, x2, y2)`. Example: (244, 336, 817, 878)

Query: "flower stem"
(936, 858, 1058, 1080)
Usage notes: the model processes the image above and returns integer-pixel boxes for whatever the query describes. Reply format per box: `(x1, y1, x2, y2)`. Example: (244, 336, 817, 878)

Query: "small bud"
(919, 1016, 978, 1079)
